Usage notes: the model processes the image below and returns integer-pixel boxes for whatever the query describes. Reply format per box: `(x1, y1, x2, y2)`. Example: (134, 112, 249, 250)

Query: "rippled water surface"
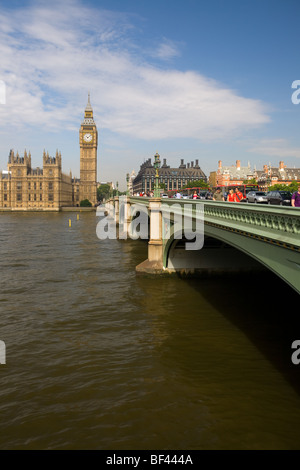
(0, 212, 300, 449)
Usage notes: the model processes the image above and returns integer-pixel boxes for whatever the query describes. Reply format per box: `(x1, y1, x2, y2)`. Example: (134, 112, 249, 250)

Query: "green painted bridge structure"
(104, 196, 300, 294)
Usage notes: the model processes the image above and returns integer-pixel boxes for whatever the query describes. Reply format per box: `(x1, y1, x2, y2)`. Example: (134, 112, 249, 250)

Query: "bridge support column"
(105, 199, 114, 217)
(119, 196, 132, 239)
(114, 196, 119, 225)
(136, 198, 164, 274)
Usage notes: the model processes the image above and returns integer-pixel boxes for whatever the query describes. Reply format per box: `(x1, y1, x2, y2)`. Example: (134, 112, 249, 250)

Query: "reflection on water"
(0, 212, 299, 450)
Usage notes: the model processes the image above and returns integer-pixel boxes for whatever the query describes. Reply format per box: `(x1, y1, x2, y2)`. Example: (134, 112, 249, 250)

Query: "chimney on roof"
(218, 160, 222, 169)
(195, 159, 199, 168)
(263, 164, 268, 173)
(191, 161, 194, 168)
(236, 160, 241, 170)
(279, 161, 286, 170)
(187, 163, 190, 169)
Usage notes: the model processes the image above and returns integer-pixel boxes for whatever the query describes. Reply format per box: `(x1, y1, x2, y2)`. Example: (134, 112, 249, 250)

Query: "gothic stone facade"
(0, 95, 98, 210)
(0, 149, 72, 211)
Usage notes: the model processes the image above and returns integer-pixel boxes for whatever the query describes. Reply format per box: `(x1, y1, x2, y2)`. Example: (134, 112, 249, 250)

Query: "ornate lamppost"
(153, 152, 161, 198)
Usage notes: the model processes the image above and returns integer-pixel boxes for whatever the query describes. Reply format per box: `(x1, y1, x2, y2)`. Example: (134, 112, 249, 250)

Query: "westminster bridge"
(102, 196, 300, 294)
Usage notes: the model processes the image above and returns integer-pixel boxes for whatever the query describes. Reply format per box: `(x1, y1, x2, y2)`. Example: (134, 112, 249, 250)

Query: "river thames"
(0, 211, 299, 450)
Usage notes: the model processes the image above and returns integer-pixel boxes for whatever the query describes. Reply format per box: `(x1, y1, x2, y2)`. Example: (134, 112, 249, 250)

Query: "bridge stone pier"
(137, 197, 164, 272)
(104, 196, 300, 294)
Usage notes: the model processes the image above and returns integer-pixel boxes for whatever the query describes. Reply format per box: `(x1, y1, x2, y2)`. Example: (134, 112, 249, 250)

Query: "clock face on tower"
(83, 133, 93, 143)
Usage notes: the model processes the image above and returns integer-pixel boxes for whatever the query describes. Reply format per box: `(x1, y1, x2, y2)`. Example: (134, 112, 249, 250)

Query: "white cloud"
(0, 0, 270, 143)
(248, 139, 300, 159)
(151, 38, 181, 60)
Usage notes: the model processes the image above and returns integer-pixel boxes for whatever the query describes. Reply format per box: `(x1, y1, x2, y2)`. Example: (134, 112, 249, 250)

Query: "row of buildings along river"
(131, 157, 300, 195)
(1, 94, 300, 210)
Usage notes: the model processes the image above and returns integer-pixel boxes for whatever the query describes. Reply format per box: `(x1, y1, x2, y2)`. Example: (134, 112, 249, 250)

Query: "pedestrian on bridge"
(227, 189, 235, 202)
(234, 188, 244, 202)
(213, 188, 224, 201)
(292, 186, 300, 207)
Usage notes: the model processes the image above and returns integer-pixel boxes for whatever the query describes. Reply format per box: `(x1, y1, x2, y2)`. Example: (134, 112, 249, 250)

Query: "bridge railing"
(109, 196, 300, 251)
(128, 197, 300, 247)
(200, 200, 300, 250)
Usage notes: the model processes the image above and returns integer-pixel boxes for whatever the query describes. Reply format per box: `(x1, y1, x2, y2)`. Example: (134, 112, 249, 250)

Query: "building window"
(28, 194, 31, 201)
(28, 182, 31, 190)
(34, 194, 36, 201)
(48, 194, 53, 202)
(49, 170, 53, 176)
(3, 182, 7, 191)
(48, 182, 53, 191)
(17, 193, 22, 202)
(40, 182, 42, 190)
(17, 182, 22, 191)
(34, 182, 36, 190)
(4, 194, 7, 201)
(40, 194, 42, 201)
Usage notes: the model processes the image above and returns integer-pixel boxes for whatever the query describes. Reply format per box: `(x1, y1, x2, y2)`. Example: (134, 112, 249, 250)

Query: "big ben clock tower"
(79, 93, 98, 206)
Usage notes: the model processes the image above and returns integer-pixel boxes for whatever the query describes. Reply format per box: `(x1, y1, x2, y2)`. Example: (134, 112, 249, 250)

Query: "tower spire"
(85, 91, 93, 112)
(82, 92, 95, 124)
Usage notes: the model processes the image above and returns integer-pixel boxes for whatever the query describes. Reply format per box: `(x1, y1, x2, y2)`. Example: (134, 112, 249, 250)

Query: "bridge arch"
(164, 231, 265, 274)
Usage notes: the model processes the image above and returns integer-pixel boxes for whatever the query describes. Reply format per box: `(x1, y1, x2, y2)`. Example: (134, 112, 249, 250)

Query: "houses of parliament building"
(0, 94, 98, 210)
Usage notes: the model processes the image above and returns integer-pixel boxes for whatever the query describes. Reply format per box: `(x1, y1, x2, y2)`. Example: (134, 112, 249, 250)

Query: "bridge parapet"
(125, 197, 300, 250)
(200, 201, 300, 250)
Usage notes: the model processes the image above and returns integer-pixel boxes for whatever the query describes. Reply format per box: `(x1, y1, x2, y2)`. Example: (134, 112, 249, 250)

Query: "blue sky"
(0, 0, 299, 189)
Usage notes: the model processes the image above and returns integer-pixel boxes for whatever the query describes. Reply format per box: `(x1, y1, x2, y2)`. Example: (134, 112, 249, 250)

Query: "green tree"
(80, 199, 92, 207)
(182, 179, 209, 189)
(243, 178, 257, 185)
(97, 184, 111, 201)
(268, 181, 298, 193)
